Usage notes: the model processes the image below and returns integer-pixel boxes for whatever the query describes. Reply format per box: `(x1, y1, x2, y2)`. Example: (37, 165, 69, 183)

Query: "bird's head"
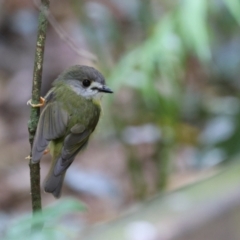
(55, 65, 113, 99)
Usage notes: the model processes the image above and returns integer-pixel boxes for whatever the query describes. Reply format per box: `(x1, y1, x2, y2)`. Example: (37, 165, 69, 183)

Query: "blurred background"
(0, 0, 240, 239)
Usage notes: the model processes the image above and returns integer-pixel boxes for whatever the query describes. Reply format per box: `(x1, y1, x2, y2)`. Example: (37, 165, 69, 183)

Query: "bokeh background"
(0, 0, 240, 239)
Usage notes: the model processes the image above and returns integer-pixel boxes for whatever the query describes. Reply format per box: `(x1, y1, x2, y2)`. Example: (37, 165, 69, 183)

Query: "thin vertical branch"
(28, 0, 50, 214)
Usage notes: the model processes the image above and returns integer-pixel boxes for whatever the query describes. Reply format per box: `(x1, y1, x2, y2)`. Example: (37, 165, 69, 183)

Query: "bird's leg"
(27, 96, 46, 107)
(43, 148, 50, 155)
(25, 148, 49, 160)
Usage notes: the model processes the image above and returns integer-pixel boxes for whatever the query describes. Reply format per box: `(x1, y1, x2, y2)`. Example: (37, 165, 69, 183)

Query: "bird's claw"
(43, 149, 50, 155)
(25, 155, 32, 160)
(27, 97, 46, 107)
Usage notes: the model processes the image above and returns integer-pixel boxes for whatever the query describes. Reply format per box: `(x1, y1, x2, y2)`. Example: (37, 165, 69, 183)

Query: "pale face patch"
(67, 80, 104, 99)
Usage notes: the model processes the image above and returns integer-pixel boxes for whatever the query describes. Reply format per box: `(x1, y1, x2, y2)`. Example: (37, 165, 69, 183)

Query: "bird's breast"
(55, 85, 101, 128)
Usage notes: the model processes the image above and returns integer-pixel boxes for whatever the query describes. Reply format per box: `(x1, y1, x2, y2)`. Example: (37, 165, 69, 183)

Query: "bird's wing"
(53, 125, 91, 175)
(53, 103, 101, 175)
(32, 94, 69, 163)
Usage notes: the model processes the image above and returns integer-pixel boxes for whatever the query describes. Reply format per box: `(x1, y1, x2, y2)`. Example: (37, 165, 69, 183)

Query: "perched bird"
(30, 65, 113, 198)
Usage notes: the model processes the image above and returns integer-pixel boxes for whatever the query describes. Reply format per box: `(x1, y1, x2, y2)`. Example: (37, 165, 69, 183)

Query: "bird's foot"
(43, 148, 50, 155)
(27, 97, 46, 107)
(25, 155, 31, 160)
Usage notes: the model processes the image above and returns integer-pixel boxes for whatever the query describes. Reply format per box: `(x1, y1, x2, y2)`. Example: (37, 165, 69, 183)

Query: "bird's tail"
(44, 142, 66, 198)
(44, 169, 66, 198)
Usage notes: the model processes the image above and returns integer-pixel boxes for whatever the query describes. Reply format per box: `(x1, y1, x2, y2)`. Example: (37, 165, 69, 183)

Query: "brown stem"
(28, 0, 49, 221)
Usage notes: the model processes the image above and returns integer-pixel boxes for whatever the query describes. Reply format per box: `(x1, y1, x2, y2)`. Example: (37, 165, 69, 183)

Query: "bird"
(29, 65, 113, 198)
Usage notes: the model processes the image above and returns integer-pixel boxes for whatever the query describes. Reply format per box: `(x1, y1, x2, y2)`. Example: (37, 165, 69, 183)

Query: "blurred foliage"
(4, 199, 85, 240)
(110, 0, 240, 164)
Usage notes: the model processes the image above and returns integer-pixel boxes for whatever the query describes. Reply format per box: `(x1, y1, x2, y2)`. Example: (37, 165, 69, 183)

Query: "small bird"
(30, 65, 113, 198)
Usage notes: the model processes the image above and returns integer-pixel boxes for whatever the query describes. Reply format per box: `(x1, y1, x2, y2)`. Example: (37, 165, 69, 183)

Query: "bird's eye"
(82, 79, 91, 87)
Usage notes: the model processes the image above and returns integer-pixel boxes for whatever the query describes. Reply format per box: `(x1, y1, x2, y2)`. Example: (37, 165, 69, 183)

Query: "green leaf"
(5, 199, 86, 240)
(223, 0, 240, 25)
(177, 0, 211, 61)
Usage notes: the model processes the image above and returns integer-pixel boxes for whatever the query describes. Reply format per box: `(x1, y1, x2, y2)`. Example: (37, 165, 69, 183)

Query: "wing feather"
(32, 99, 69, 163)
(53, 128, 90, 175)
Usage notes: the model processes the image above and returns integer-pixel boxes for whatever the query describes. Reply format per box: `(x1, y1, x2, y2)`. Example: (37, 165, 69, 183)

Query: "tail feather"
(44, 141, 66, 198)
(44, 170, 66, 198)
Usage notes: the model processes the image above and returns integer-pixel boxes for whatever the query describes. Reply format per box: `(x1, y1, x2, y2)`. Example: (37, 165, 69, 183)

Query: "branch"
(28, 0, 49, 220)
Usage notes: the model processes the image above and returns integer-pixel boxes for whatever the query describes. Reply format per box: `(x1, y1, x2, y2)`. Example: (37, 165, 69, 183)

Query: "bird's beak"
(98, 85, 113, 93)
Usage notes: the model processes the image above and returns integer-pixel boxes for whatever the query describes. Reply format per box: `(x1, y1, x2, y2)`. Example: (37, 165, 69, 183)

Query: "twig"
(28, 0, 49, 224)
(33, 0, 98, 63)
